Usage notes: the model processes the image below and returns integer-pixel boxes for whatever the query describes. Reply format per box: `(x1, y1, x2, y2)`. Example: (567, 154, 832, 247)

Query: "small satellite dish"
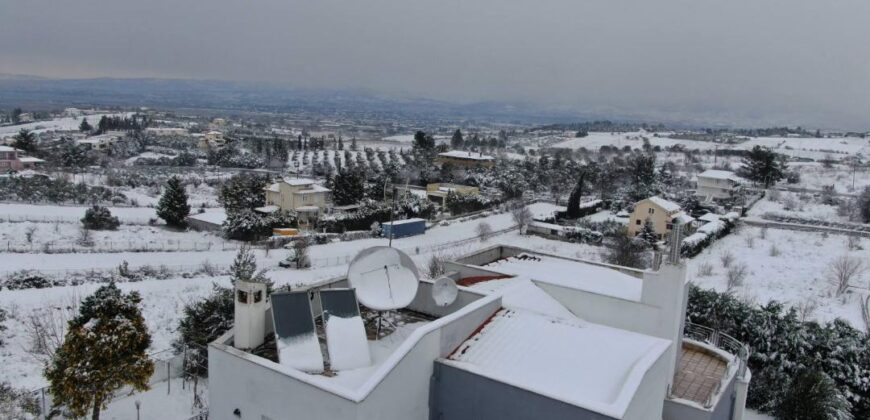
(347, 247, 420, 311)
(432, 276, 458, 307)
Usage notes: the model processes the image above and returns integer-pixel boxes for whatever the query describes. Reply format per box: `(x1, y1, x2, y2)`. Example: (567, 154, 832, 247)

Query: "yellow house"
(261, 178, 331, 223)
(425, 183, 480, 206)
(627, 196, 695, 241)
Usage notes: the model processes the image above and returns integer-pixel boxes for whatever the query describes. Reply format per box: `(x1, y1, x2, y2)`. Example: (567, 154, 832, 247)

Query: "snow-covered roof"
(671, 211, 695, 224)
(382, 218, 425, 226)
(445, 307, 670, 418)
(479, 254, 643, 302)
(698, 213, 721, 223)
(254, 205, 280, 213)
(295, 205, 320, 212)
(698, 169, 740, 181)
(645, 196, 681, 213)
(282, 177, 316, 186)
(0, 145, 15, 152)
(187, 209, 227, 225)
(298, 184, 330, 194)
(265, 183, 281, 193)
(438, 150, 495, 161)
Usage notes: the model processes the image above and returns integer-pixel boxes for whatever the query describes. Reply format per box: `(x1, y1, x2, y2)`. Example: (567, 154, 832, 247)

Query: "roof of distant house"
(645, 196, 682, 213)
(698, 213, 721, 223)
(0, 145, 16, 152)
(671, 211, 695, 225)
(698, 169, 740, 181)
(298, 184, 330, 194)
(187, 209, 227, 225)
(282, 177, 317, 186)
(18, 156, 45, 163)
(265, 183, 281, 192)
(438, 150, 495, 161)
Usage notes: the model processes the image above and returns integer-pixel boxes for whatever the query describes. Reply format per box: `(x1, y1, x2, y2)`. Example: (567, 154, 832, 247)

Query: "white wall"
(622, 350, 670, 420)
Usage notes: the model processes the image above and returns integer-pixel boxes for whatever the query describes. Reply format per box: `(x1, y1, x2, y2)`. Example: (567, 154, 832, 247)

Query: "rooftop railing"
(683, 322, 750, 408)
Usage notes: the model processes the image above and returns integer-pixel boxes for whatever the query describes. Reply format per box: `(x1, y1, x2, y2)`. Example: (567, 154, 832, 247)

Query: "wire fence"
(30, 344, 209, 420)
(3, 239, 242, 254)
(1, 262, 230, 280)
(0, 214, 154, 225)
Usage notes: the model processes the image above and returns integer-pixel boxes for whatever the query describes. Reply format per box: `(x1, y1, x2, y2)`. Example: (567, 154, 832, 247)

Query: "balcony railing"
(683, 322, 750, 408)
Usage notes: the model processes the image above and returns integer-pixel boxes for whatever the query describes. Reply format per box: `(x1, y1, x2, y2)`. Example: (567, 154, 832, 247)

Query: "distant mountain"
(0, 76, 589, 124)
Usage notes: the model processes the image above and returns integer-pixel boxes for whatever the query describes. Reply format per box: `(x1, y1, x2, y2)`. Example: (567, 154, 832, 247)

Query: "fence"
(31, 344, 208, 420)
(1, 262, 230, 281)
(4, 239, 242, 254)
(0, 214, 154, 225)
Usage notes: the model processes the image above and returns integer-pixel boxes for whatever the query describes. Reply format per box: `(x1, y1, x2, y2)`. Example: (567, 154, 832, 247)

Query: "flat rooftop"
(445, 305, 669, 417)
(474, 253, 643, 301)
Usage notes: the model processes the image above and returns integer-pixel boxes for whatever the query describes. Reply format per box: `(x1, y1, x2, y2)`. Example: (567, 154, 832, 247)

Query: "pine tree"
(451, 129, 464, 149)
(350, 137, 358, 151)
(79, 118, 92, 133)
(338, 137, 344, 150)
(778, 370, 852, 420)
(639, 217, 659, 247)
(45, 283, 154, 420)
(12, 129, 37, 154)
(566, 164, 597, 218)
(230, 245, 269, 285)
(739, 146, 787, 188)
(156, 176, 191, 228)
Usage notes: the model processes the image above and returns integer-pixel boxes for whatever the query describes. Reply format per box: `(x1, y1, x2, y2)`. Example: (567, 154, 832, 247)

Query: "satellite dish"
(432, 276, 458, 307)
(347, 247, 420, 311)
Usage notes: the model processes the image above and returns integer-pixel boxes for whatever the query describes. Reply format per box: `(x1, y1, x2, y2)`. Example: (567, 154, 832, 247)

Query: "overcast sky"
(2, 0, 869, 129)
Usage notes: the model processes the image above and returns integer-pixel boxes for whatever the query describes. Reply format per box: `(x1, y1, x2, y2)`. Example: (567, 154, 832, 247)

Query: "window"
(636, 219, 642, 225)
(666, 223, 673, 230)
(648, 208, 655, 214)
(237, 290, 248, 303)
(254, 290, 263, 303)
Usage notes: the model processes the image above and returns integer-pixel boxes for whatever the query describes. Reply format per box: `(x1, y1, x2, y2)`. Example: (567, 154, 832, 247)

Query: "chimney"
(233, 280, 268, 350)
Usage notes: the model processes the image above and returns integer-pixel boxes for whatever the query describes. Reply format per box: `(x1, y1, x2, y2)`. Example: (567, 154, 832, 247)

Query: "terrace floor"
(672, 345, 729, 405)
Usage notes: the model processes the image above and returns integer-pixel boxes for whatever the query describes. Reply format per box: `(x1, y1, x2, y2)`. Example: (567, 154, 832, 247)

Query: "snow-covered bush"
(0, 176, 124, 205)
(680, 217, 735, 257)
(687, 285, 870, 418)
(81, 205, 121, 230)
(0, 382, 40, 419)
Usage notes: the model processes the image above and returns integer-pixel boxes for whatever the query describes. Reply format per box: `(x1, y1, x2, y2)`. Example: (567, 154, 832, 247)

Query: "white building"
(696, 170, 742, 201)
(208, 240, 750, 420)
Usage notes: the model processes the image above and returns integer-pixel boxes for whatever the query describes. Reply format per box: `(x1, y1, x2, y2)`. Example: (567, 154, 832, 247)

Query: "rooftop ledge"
(210, 290, 500, 404)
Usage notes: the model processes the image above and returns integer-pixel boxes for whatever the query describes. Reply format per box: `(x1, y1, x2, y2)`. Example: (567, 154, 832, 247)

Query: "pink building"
(0, 146, 45, 172)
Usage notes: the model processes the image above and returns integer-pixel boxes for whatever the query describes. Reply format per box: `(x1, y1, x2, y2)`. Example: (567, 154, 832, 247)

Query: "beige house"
(627, 196, 694, 241)
(197, 131, 227, 151)
(262, 178, 331, 223)
(425, 183, 480, 206)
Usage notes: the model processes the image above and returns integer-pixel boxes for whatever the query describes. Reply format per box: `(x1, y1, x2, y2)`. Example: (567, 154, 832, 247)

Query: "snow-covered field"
(0, 112, 134, 136)
(0, 205, 605, 390)
(688, 225, 869, 329)
(0, 203, 161, 224)
(551, 131, 870, 161)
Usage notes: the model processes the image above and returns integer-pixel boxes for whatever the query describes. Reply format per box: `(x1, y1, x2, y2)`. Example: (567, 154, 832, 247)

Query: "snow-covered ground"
(0, 208, 605, 390)
(0, 113, 134, 136)
(0, 203, 160, 224)
(688, 225, 869, 329)
(551, 131, 870, 161)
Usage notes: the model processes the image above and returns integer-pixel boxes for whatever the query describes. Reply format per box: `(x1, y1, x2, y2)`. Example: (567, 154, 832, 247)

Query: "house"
(186, 209, 227, 232)
(425, 183, 480, 206)
(262, 177, 331, 223)
(76, 131, 122, 151)
(0, 146, 45, 172)
(696, 170, 742, 201)
(197, 131, 227, 150)
(208, 241, 750, 420)
(627, 196, 695, 241)
(436, 150, 495, 169)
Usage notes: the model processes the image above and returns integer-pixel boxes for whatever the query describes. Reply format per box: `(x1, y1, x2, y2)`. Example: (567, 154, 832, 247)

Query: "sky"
(1, 0, 869, 129)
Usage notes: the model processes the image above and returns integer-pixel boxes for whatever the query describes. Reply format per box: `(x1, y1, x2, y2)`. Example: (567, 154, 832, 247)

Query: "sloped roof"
(438, 150, 495, 161)
(645, 196, 681, 213)
(698, 169, 740, 181)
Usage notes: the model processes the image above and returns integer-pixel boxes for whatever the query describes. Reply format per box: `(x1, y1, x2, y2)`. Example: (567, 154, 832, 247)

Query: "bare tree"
(24, 226, 37, 244)
(796, 298, 819, 322)
(720, 250, 735, 268)
(294, 237, 311, 269)
(860, 295, 870, 333)
(77, 227, 93, 247)
(476, 222, 493, 242)
(427, 254, 445, 279)
(846, 233, 861, 251)
(828, 255, 866, 297)
(726, 263, 748, 292)
(511, 205, 533, 234)
(769, 244, 781, 257)
(696, 262, 714, 277)
(24, 294, 81, 364)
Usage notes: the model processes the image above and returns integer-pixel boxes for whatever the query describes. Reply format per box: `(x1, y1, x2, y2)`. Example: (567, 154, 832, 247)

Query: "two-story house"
(435, 150, 495, 169)
(262, 177, 331, 223)
(627, 196, 694, 241)
(695, 170, 742, 201)
(0, 146, 45, 172)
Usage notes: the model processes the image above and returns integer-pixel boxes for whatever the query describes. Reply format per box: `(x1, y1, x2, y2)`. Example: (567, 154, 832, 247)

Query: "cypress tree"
(45, 283, 154, 420)
(156, 176, 191, 228)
